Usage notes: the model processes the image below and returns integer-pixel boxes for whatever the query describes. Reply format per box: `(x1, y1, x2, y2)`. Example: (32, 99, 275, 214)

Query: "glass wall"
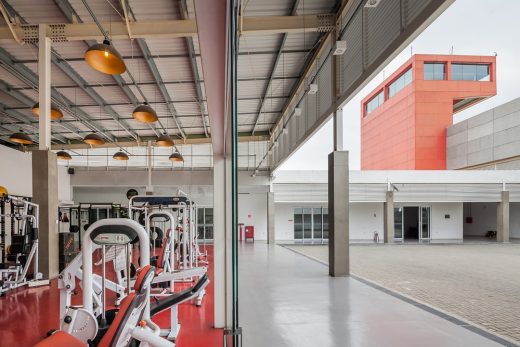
(365, 90, 384, 115)
(424, 62, 446, 80)
(388, 68, 412, 98)
(451, 63, 490, 81)
(294, 207, 329, 242)
(197, 207, 214, 242)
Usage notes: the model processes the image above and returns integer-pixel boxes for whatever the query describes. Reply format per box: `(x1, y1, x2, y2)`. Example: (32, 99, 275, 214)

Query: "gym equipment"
(0, 195, 49, 295)
(43, 218, 208, 347)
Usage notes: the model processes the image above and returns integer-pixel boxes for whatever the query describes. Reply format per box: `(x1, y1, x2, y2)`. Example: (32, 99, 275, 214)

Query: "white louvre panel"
(340, 8, 363, 93)
(365, 0, 401, 66)
(350, 184, 387, 202)
(394, 184, 503, 202)
(405, 0, 433, 26)
(317, 54, 332, 116)
(274, 183, 328, 203)
(508, 184, 520, 202)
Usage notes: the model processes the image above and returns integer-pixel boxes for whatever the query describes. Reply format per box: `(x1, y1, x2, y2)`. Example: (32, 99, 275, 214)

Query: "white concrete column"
(328, 150, 349, 277)
(146, 141, 153, 195)
(497, 191, 510, 242)
(38, 24, 51, 150)
(384, 191, 394, 243)
(267, 191, 275, 244)
(213, 155, 233, 328)
(333, 108, 344, 151)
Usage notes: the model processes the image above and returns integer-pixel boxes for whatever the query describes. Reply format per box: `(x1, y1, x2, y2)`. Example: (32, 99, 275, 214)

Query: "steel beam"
(0, 14, 334, 41)
(180, 0, 208, 137)
(252, 0, 301, 134)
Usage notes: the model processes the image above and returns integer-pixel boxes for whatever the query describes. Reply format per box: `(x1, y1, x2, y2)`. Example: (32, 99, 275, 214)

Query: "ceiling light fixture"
(0, 185, 8, 198)
(56, 150, 72, 160)
(133, 102, 158, 123)
(156, 133, 174, 147)
(84, 39, 126, 75)
(31, 102, 64, 120)
(169, 151, 184, 162)
(83, 133, 105, 146)
(113, 150, 129, 161)
(9, 131, 33, 145)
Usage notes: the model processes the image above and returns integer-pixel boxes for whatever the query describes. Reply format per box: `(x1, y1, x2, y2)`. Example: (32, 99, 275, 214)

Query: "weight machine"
(0, 194, 49, 295)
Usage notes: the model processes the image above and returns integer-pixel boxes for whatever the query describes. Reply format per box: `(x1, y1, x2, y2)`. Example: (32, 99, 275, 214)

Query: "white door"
(419, 207, 431, 240)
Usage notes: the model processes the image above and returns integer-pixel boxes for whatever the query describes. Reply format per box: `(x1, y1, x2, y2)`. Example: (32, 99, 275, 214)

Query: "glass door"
(419, 206, 431, 240)
(293, 208, 303, 241)
(394, 207, 403, 240)
(302, 208, 313, 241)
(313, 208, 323, 242)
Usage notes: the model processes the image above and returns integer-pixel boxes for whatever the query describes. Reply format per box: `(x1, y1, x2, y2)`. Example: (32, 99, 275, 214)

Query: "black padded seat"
(150, 274, 209, 316)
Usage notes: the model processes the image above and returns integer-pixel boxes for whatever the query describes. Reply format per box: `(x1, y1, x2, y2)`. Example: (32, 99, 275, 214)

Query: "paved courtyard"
(285, 243, 520, 344)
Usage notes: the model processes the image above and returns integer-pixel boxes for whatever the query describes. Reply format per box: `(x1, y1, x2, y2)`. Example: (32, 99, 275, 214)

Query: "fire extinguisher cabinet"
(245, 226, 255, 242)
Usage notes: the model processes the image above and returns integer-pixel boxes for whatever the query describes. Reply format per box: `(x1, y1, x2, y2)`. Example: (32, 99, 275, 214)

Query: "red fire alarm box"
(245, 226, 254, 242)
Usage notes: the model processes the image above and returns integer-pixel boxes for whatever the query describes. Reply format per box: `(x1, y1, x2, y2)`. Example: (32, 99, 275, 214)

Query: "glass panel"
(365, 90, 384, 115)
(424, 63, 445, 80)
(197, 208, 204, 225)
(388, 68, 412, 98)
(98, 209, 108, 220)
(322, 208, 329, 239)
(205, 208, 213, 225)
(205, 226, 214, 240)
(294, 210, 303, 240)
(394, 207, 403, 239)
(421, 207, 430, 239)
(424, 62, 433, 80)
(303, 208, 312, 239)
(313, 208, 323, 240)
(197, 226, 205, 240)
(452, 64, 490, 81)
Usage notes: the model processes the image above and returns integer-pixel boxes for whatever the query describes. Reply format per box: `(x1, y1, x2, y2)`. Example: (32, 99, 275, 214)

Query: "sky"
(278, 0, 520, 171)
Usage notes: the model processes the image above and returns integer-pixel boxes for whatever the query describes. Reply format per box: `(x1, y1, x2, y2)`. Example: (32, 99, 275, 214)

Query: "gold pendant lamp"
(9, 131, 33, 145)
(85, 39, 126, 75)
(56, 150, 72, 160)
(83, 133, 105, 146)
(0, 186, 8, 198)
(156, 133, 174, 147)
(113, 150, 129, 161)
(133, 103, 158, 123)
(168, 151, 184, 162)
(31, 102, 64, 120)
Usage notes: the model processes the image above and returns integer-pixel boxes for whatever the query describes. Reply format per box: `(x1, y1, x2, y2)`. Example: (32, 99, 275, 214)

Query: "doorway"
(394, 206, 431, 241)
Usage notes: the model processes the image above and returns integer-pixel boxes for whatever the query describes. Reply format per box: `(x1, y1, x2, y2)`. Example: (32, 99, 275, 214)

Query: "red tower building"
(361, 54, 497, 170)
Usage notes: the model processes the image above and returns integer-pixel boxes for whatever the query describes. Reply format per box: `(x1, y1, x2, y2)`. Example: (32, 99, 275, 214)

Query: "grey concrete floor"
(285, 243, 520, 345)
(239, 242, 507, 347)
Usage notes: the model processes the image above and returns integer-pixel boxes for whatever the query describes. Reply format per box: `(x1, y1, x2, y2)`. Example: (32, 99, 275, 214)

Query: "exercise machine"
(0, 193, 48, 295)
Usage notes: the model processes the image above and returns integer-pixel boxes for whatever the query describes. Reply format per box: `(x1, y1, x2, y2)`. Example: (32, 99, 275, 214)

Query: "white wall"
(430, 202, 463, 240)
(0, 145, 71, 202)
(510, 203, 520, 239)
(463, 202, 497, 237)
(0, 145, 32, 197)
(350, 203, 384, 241)
(238, 193, 267, 240)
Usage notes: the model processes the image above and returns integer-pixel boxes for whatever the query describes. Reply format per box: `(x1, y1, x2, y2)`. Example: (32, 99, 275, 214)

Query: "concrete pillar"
(328, 150, 349, 277)
(38, 24, 51, 150)
(497, 191, 510, 242)
(32, 150, 59, 279)
(267, 192, 275, 244)
(384, 191, 394, 243)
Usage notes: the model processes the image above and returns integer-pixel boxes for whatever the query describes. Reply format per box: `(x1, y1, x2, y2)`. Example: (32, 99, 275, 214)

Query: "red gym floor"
(0, 245, 222, 347)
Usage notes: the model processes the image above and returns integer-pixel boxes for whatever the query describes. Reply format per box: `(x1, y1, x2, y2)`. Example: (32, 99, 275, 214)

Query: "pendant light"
(113, 150, 129, 161)
(56, 150, 72, 160)
(168, 151, 184, 162)
(156, 133, 174, 147)
(9, 131, 33, 145)
(31, 102, 64, 120)
(83, 133, 105, 146)
(0, 186, 8, 198)
(133, 102, 158, 123)
(84, 39, 126, 75)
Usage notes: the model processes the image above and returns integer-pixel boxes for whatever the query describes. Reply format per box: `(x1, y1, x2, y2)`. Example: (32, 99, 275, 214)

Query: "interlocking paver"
(285, 243, 520, 344)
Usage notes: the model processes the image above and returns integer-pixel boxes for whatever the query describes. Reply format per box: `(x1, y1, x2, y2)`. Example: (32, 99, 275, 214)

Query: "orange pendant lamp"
(113, 151, 129, 161)
(168, 151, 184, 162)
(83, 133, 105, 146)
(156, 133, 174, 147)
(133, 103, 158, 123)
(56, 150, 72, 160)
(9, 131, 33, 145)
(84, 39, 126, 75)
(31, 102, 64, 120)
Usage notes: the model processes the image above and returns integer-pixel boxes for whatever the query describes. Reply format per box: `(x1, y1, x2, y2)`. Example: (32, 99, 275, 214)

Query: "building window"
(451, 63, 490, 81)
(424, 62, 446, 80)
(388, 68, 412, 99)
(365, 90, 384, 115)
(197, 207, 213, 242)
(294, 207, 328, 242)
